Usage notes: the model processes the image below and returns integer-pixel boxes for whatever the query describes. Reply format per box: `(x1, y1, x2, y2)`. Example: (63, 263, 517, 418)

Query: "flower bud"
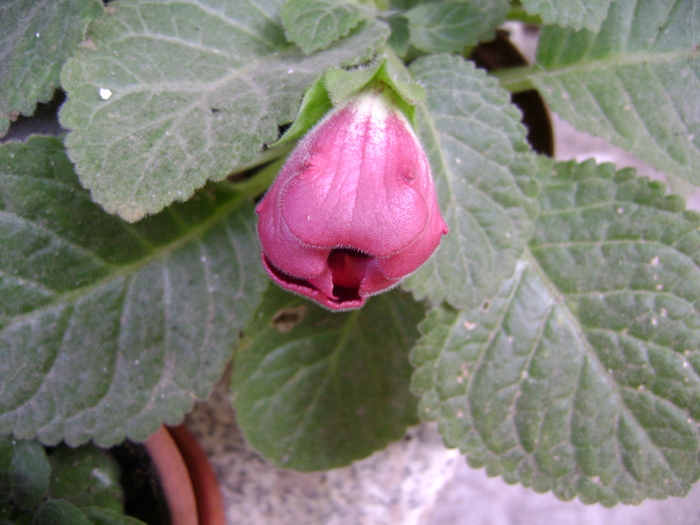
(256, 88, 448, 310)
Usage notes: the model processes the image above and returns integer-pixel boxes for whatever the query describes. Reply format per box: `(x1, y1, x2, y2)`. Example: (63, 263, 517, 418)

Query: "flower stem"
(229, 141, 294, 175)
(229, 154, 289, 198)
(506, 5, 543, 25)
(491, 65, 537, 93)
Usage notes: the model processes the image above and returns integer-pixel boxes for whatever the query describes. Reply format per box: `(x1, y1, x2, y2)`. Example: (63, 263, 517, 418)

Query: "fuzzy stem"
(492, 65, 537, 93)
(507, 6, 543, 25)
(229, 154, 289, 198)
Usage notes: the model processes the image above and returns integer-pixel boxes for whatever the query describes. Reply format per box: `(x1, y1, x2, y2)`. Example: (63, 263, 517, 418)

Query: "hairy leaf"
(403, 54, 539, 309)
(0, 436, 50, 510)
(81, 507, 149, 525)
(60, 0, 389, 221)
(33, 500, 93, 525)
(281, 0, 368, 54)
(0, 0, 104, 137)
(388, 0, 508, 49)
(521, 0, 611, 31)
(232, 285, 424, 471)
(532, 0, 700, 184)
(404, 1, 487, 53)
(384, 13, 410, 56)
(470, 0, 509, 44)
(0, 137, 267, 447)
(412, 160, 700, 504)
(48, 445, 123, 513)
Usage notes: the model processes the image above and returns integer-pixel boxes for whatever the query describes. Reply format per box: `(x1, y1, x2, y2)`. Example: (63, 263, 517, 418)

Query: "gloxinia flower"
(256, 88, 448, 310)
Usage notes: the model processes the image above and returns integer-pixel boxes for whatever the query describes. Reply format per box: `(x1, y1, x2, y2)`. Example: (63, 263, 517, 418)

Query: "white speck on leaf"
(99, 88, 112, 100)
(651, 256, 660, 266)
(91, 469, 113, 487)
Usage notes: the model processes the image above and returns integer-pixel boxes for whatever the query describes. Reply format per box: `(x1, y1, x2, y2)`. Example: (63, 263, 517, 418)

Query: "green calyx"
(273, 56, 425, 147)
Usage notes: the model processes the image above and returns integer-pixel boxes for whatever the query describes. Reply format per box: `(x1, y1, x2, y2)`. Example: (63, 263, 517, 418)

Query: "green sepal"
(273, 56, 425, 146)
(271, 78, 333, 147)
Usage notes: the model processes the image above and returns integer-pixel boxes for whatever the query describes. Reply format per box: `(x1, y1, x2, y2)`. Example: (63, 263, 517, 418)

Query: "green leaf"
(412, 159, 700, 505)
(384, 13, 410, 56)
(81, 507, 148, 525)
(0, 0, 104, 137)
(231, 285, 424, 471)
(520, 0, 611, 31)
(390, 0, 508, 54)
(402, 54, 539, 309)
(48, 445, 123, 513)
(280, 0, 368, 54)
(32, 500, 93, 525)
(0, 436, 50, 510)
(59, 0, 389, 222)
(0, 136, 268, 447)
(387, 0, 421, 10)
(530, 0, 700, 185)
(468, 0, 509, 44)
(404, 1, 487, 53)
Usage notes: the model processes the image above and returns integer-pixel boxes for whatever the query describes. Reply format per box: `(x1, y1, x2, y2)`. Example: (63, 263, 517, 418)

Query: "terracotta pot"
(143, 425, 225, 525)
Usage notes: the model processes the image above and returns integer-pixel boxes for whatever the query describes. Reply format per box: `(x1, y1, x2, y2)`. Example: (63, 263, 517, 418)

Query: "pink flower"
(256, 88, 448, 310)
